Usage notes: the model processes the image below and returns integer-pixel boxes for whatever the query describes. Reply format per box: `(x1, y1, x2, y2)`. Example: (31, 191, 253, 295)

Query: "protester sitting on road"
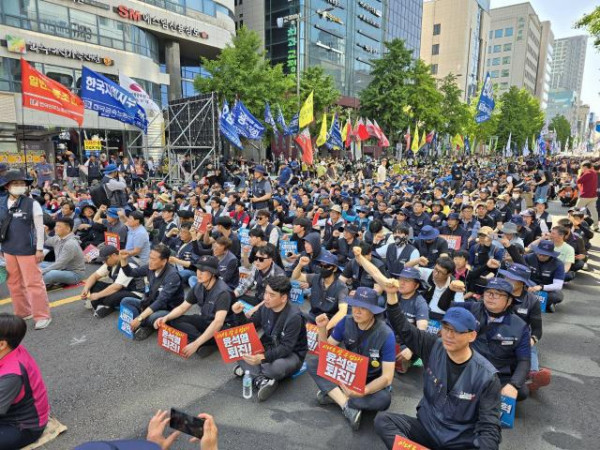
(307, 287, 395, 431)
(374, 296, 501, 449)
(81, 245, 144, 318)
(383, 224, 419, 276)
(498, 263, 551, 393)
(231, 276, 307, 402)
(336, 223, 362, 266)
(41, 217, 85, 287)
(453, 278, 531, 401)
(413, 225, 449, 269)
(340, 241, 387, 291)
(123, 210, 151, 266)
(168, 223, 201, 285)
(0, 314, 49, 450)
(93, 205, 128, 249)
(234, 244, 285, 306)
(211, 236, 240, 290)
(154, 256, 232, 358)
(558, 218, 587, 277)
(119, 243, 184, 340)
(292, 251, 348, 329)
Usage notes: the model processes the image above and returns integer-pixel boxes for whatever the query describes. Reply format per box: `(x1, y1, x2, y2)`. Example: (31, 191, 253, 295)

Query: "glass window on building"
(433, 23, 441, 35)
(490, 70, 499, 78)
(500, 82, 509, 89)
(505, 27, 514, 37)
(492, 57, 500, 66)
(0, 57, 22, 92)
(494, 29, 503, 38)
(487, 58, 491, 66)
(501, 69, 509, 77)
(99, 17, 124, 50)
(502, 56, 510, 64)
(489, 30, 493, 39)
(165, 0, 185, 15)
(431, 64, 438, 75)
(493, 45, 501, 53)
(1, 0, 37, 30)
(503, 43, 512, 51)
(70, 9, 98, 44)
(431, 44, 439, 55)
(37, 1, 70, 38)
(44, 65, 75, 89)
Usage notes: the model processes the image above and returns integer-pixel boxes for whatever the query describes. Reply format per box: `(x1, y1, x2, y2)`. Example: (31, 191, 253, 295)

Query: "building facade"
(535, 20, 553, 110)
(488, 3, 542, 99)
(0, 0, 235, 151)
(236, 0, 423, 102)
(420, 0, 491, 101)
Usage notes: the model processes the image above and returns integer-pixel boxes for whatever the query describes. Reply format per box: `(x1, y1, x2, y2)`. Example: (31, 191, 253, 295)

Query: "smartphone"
(169, 408, 205, 439)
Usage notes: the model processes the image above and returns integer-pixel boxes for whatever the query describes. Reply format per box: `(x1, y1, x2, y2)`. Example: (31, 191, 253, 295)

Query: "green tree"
(299, 66, 340, 118)
(438, 73, 471, 137)
(495, 86, 544, 152)
(405, 59, 444, 133)
(193, 26, 297, 132)
(359, 39, 415, 143)
(550, 115, 572, 150)
(576, 7, 600, 49)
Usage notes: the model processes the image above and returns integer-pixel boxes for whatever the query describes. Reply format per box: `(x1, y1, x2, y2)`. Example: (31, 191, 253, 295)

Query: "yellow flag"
(419, 129, 426, 149)
(316, 113, 327, 147)
(452, 134, 464, 149)
(341, 119, 349, 142)
(411, 124, 419, 152)
(299, 91, 314, 128)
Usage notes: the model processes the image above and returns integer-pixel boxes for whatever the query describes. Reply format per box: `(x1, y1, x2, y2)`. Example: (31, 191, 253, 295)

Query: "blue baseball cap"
(103, 163, 118, 174)
(442, 307, 479, 333)
(484, 277, 514, 296)
(253, 164, 267, 174)
(510, 215, 525, 226)
(107, 207, 120, 219)
(315, 250, 339, 267)
(392, 267, 422, 284)
(498, 263, 535, 287)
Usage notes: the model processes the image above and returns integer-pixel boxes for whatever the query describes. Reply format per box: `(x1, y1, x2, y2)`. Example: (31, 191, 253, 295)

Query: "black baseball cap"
(98, 245, 119, 262)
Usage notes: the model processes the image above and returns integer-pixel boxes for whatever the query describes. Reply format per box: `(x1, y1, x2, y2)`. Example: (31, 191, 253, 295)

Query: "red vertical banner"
(214, 323, 264, 363)
(104, 232, 120, 249)
(316, 342, 368, 393)
(306, 323, 319, 355)
(20, 58, 84, 125)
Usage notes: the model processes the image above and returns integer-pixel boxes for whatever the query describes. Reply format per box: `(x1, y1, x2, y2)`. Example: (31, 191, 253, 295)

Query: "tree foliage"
(438, 74, 471, 137)
(576, 7, 600, 49)
(495, 86, 544, 151)
(550, 115, 572, 150)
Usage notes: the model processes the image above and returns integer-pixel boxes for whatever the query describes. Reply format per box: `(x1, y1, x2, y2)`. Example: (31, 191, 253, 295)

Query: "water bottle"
(242, 370, 252, 399)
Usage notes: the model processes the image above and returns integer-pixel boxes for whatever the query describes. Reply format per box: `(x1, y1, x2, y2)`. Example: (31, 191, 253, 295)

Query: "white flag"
(118, 73, 160, 115)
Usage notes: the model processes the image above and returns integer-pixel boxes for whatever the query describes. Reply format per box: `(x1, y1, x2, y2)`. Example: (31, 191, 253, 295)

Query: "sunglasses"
(255, 256, 270, 262)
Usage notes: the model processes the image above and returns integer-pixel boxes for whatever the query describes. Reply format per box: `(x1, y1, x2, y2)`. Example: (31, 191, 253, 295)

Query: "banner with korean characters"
(104, 232, 120, 249)
(306, 323, 319, 355)
(214, 323, 264, 363)
(393, 435, 430, 449)
(316, 342, 369, 394)
(193, 210, 212, 234)
(534, 291, 548, 313)
(500, 395, 516, 428)
(439, 234, 462, 251)
(158, 325, 189, 358)
(117, 304, 134, 339)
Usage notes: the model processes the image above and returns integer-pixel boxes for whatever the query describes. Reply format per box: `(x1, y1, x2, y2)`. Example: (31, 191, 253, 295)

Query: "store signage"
(115, 5, 209, 39)
(3, 37, 114, 66)
(287, 23, 297, 75)
(358, 14, 381, 28)
(73, 0, 110, 10)
(358, 1, 382, 17)
(357, 42, 379, 55)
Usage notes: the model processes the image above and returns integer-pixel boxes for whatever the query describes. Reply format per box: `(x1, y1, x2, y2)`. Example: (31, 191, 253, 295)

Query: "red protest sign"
(393, 435, 430, 450)
(306, 323, 319, 355)
(104, 232, 120, 249)
(316, 342, 368, 393)
(440, 234, 461, 251)
(193, 211, 212, 234)
(137, 198, 148, 209)
(158, 325, 189, 358)
(312, 211, 320, 228)
(214, 323, 264, 363)
(83, 244, 99, 263)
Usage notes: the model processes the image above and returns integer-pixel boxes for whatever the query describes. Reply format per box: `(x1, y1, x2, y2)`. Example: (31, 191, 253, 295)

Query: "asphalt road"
(2, 202, 599, 450)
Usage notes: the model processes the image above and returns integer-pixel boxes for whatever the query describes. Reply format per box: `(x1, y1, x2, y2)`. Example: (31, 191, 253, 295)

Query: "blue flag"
(231, 101, 265, 139)
(276, 105, 290, 135)
(81, 67, 147, 133)
(326, 114, 343, 149)
(219, 100, 243, 149)
(464, 136, 471, 155)
(288, 113, 299, 135)
(475, 73, 495, 123)
(264, 102, 278, 133)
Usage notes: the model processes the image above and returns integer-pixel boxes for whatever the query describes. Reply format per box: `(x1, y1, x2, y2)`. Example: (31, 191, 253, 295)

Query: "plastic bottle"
(243, 370, 252, 399)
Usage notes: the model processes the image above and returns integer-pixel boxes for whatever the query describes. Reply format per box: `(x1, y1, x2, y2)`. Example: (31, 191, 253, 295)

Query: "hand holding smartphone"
(169, 408, 205, 439)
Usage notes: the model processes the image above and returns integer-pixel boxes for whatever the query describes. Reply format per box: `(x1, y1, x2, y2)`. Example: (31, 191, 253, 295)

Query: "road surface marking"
(0, 294, 82, 308)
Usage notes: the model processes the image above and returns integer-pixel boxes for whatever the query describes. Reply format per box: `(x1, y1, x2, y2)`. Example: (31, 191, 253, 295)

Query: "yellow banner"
(84, 140, 102, 151)
(316, 113, 327, 147)
(299, 91, 314, 128)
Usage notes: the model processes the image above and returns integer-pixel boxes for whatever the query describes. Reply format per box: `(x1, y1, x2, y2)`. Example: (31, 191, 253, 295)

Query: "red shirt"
(577, 169, 598, 198)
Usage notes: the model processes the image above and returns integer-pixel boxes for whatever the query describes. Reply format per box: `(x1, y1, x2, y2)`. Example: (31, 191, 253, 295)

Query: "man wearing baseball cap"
(249, 165, 272, 211)
(375, 289, 501, 449)
(307, 287, 396, 431)
(154, 256, 233, 358)
(453, 278, 531, 401)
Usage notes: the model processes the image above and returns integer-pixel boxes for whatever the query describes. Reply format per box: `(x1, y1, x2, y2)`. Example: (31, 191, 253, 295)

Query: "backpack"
(544, 169, 554, 184)
(90, 183, 110, 208)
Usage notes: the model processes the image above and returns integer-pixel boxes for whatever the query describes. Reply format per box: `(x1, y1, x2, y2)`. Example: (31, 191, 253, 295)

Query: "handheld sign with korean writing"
(192, 211, 212, 234)
(83, 244, 100, 263)
(214, 323, 264, 363)
(104, 231, 120, 249)
(317, 342, 369, 393)
(158, 325, 189, 358)
(306, 323, 319, 355)
(393, 435, 430, 449)
(426, 319, 442, 335)
(239, 228, 251, 254)
(535, 291, 548, 313)
(117, 304, 134, 339)
(439, 234, 461, 251)
(290, 280, 304, 305)
(500, 395, 516, 428)
(279, 240, 298, 269)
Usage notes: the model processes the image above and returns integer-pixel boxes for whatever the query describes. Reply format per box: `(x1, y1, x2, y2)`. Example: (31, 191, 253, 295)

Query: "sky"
(490, 0, 600, 116)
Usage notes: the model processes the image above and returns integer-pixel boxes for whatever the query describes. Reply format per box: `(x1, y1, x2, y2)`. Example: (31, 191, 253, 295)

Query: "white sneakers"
(34, 318, 52, 330)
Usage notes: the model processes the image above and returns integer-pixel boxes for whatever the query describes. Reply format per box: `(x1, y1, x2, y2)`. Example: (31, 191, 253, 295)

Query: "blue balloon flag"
(264, 102, 278, 135)
(81, 67, 147, 133)
(231, 101, 265, 139)
(276, 105, 290, 135)
(288, 113, 299, 135)
(475, 73, 495, 124)
(326, 114, 343, 149)
(220, 100, 243, 149)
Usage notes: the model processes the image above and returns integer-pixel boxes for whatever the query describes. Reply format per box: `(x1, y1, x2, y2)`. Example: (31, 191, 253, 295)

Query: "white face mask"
(512, 193, 520, 199)
(9, 186, 27, 196)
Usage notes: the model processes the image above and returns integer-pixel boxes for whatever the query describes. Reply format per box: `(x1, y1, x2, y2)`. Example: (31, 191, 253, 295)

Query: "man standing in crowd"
(575, 161, 599, 231)
(0, 171, 51, 330)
